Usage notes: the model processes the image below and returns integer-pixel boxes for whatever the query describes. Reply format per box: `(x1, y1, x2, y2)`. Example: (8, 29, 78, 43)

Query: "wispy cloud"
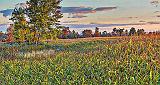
(62, 6, 117, 13)
(0, 6, 117, 17)
(127, 17, 138, 19)
(139, 20, 146, 22)
(61, 7, 94, 13)
(147, 21, 160, 24)
(68, 15, 87, 18)
(62, 21, 78, 23)
(156, 15, 160, 17)
(61, 6, 117, 18)
(94, 7, 117, 11)
(150, 0, 160, 7)
(0, 9, 13, 17)
(0, 14, 11, 24)
(62, 23, 146, 29)
(154, 11, 160, 13)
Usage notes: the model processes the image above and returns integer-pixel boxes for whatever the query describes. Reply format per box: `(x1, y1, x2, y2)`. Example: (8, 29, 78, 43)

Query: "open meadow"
(0, 35, 160, 84)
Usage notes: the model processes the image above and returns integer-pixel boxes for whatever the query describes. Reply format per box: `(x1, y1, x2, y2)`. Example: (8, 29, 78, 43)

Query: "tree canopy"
(11, 0, 63, 43)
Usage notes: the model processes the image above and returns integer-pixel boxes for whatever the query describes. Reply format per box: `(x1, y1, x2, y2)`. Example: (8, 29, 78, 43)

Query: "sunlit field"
(0, 35, 160, 84)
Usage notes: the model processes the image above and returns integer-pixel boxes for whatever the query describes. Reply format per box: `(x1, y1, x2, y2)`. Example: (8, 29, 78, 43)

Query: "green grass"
(0, 36, 160, 85)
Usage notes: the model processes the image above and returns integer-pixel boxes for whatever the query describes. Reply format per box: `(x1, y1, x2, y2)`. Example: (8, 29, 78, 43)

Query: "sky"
(0, 0, 160, 32)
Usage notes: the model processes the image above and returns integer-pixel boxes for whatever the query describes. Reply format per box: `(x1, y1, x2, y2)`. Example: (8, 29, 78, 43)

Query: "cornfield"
(0, 36, 160, 85)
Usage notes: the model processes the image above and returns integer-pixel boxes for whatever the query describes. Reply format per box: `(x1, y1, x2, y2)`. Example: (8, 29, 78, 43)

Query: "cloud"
(90, 22, 101, 24)
(94, 7, 117, 11)
(0, 9, 13, 17)
(61, 6, 117, 14)
(127, 23, 146, 25)
(68, 15, 87, 18)
(0, 6, 117, 19)
(62, 24, 125, 28)
(61, 7, 94, 13)
(147, 21, 160, 24)
(62, 23, 146, 29)
(154, 11, 160, 13)
(61, 6, 117, 18)
(127, 17, 138, 19)
(156, 15, 160, 17)
(0, 14, 11, 24)
(62, 21, 78, 23)
(139, 20, 146, 22)
(150, 0, 160, 7)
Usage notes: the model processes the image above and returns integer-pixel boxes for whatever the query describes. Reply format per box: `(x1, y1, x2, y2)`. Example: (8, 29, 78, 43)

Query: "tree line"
(1, 25, 160, 42)
(58, 27, 160, 39)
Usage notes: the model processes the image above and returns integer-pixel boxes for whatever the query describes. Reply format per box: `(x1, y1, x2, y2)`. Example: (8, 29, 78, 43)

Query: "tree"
(112, 28, 124, 36)
(10, 5, 28, 43)
(0, 31, 5, 42)
(27, 0, 62, 42)
(125, 30, 128, 36)
(11, 0, 63, 43)
(137, 29, 145, 36)
(113, 28, 117, 33)
(119, 28, 124, 36)
(101, 31, 107, 37)
(129, 27, 136, 36)
(82, 30, 92, 38)
(94, 27, 100, 37)
(6, 24, 14, 43)
(68, 30, 78, 39)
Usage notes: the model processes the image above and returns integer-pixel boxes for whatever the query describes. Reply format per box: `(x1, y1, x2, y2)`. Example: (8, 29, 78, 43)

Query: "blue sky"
(0, 0, 27, 10)
(0, 0, 160, 32)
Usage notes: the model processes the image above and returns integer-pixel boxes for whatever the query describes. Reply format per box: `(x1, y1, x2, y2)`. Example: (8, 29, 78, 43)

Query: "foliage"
(11, 7, 28, 42)
(10, 0, 63, 43)
(137, 29, 145, 36)
(112, 28, 124, 36)
(129, 27, 136, 36)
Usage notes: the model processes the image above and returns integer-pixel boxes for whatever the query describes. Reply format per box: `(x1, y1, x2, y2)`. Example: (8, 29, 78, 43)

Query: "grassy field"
(0, 35, 160, 84)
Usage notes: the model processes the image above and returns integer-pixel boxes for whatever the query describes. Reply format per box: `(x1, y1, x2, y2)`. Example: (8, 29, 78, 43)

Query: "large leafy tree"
(27, 0, 62, 42)
(11, 0, 63, 43)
